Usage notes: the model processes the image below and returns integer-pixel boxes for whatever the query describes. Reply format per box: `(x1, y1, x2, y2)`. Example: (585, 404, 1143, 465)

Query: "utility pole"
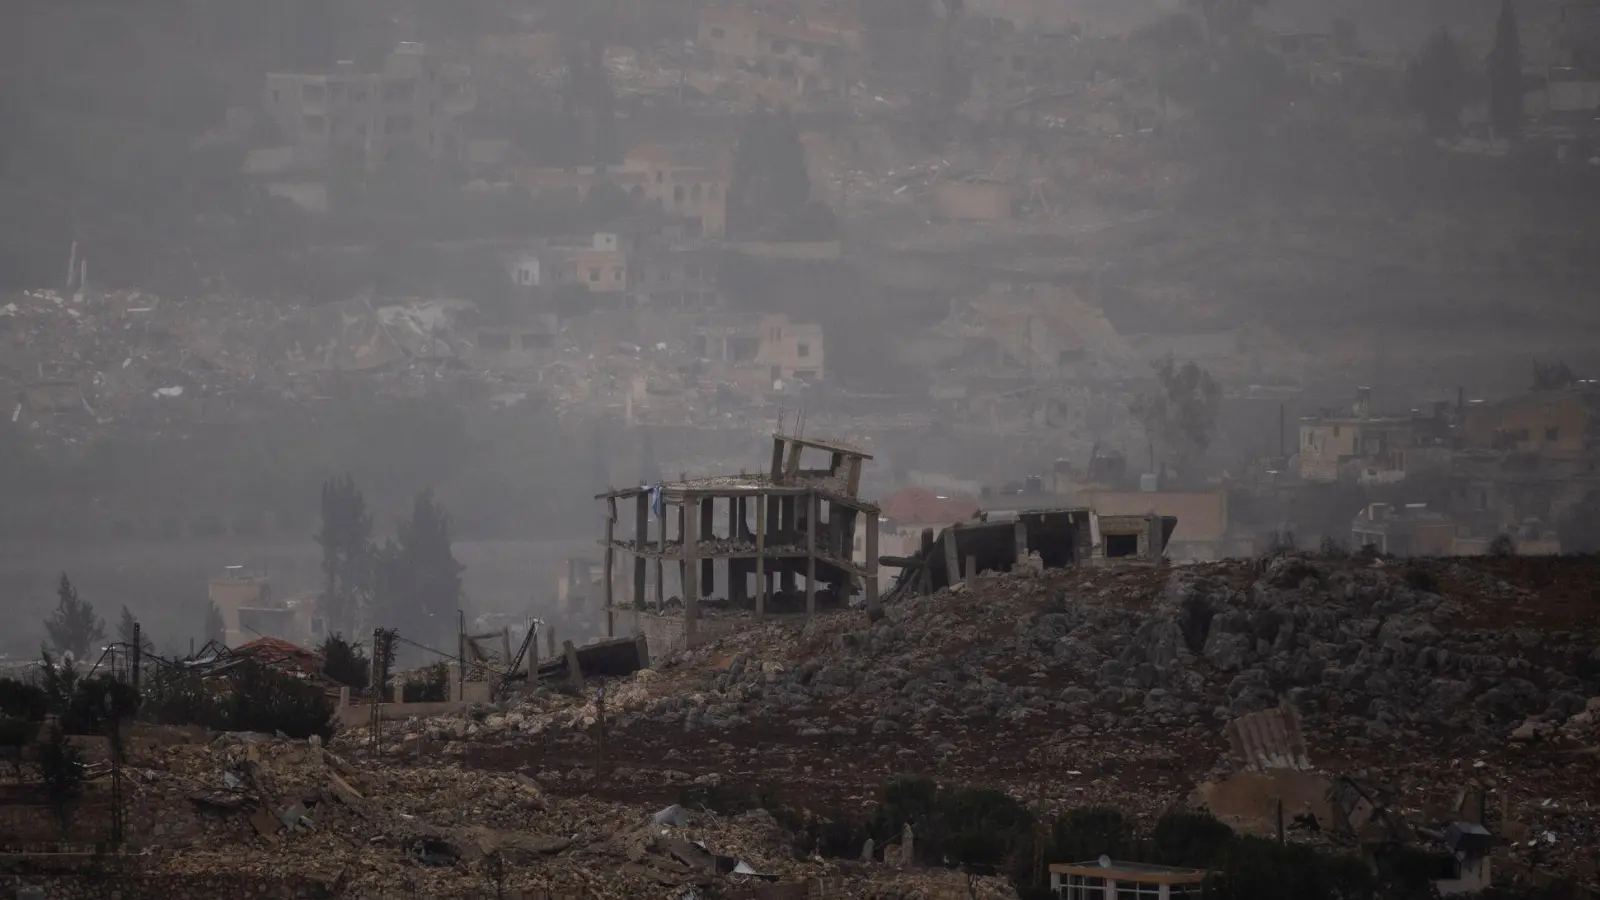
(130, 623, 142, 696)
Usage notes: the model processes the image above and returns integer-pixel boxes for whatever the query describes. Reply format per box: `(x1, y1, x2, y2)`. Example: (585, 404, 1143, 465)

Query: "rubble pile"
(611, 556, 1600, 743)
(369, 556, 1599, 880)
(130, 731, 835, 897)
(363, 555, 1600, 756)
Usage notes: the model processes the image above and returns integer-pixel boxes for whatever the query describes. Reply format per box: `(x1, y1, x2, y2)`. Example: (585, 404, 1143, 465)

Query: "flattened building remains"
(594, 429, 1176, 657)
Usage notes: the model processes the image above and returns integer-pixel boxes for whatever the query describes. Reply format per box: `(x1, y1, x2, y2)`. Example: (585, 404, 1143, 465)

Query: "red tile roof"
(233, 637, 324, 677)
(882, 487, 980, 527)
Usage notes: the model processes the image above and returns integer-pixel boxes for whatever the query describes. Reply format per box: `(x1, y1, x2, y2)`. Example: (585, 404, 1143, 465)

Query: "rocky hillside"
(345, 554, 1600, 884)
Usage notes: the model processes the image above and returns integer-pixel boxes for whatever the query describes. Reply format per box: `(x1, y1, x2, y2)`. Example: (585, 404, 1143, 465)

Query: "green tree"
(44, 575, 104, 660)
(316, 474, 375, 638)
(116, 606, 154, 654)
(729, 109, 813, 235)
(374, 490, 465, 649)
(1487, 0, 1523, 138)
(1151, 810, 1234, 867)
(1132, 358, 1223, 481)
(318, 633, 371, 691)
(1407, 28, 1468, 137)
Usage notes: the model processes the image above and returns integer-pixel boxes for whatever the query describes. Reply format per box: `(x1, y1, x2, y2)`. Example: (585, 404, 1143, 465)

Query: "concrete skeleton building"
(596, 432, 881, 644)
(263, 42, 475, 170)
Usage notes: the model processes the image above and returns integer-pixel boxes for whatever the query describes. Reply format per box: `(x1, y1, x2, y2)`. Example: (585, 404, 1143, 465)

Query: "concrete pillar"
(806, 492, 818, 619)
(684, 495, 700, 641)
(769, 437, 786, 482)
(604, 499, 616, 637)
(633, 493, 649, 610)
(655, 498, 668, 611)
(942, 527, 961, 590)
(1013, 518, 1028, 570)
(700, 495, 715, 597)
(755, 493, 767, 620)
(865, 514, 880, 615)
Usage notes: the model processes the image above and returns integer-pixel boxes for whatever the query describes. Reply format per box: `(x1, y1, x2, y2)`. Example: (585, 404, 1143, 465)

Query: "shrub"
(1401, 566, 1440, 593)
(1151, 810, 1234, 868)
(1206, 836, 1374, 900)
(319, 633, 371, 691)
(62, 674, 140, 735)
(36, 726, 86, 821)
(0, 714, 38, 781)
(0, 678, 49, 722)
(1489, 534, 1516, 557)
(145, 659, 334, 740)
(402, 662, 451, 703)
(1050, 807, 1134, 863)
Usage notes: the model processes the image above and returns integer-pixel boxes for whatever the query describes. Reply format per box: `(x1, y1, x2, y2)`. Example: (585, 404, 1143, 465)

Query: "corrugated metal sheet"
(1225, 702, 1311, 772)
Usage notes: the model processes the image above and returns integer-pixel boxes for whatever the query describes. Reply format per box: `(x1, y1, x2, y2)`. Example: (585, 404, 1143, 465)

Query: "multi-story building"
(693, 313, 824, 392)
(263, 42, 475, 170)
(1296, 388, 1453, 484)
(621, 144, 730, 238)
(1461, 384, 1599, 458)
(544, 233, 629, 294)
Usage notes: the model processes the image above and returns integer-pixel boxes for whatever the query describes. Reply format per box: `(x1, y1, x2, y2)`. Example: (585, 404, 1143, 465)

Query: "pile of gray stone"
(615, 555, 1600, 743)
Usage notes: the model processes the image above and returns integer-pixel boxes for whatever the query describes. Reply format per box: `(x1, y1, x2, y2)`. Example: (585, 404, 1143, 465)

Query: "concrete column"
(634, 493, 648, 610)
(942, 527, 961, 590)
(700, 495, 715, 598)
(769, 437, 786, 482)
(865, 514, 880, 615)
(1013, 518, 1028, 570)
(755, 493, 767, 621)
(806, 492, 818, 619)
(605, 499, 616, 638)
(684, 494, 700, 641)
(655, 498, 668, 611)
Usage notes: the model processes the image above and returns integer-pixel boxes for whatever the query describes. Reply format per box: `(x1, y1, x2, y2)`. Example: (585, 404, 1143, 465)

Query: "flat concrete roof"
(1050, 860, 1207, 884)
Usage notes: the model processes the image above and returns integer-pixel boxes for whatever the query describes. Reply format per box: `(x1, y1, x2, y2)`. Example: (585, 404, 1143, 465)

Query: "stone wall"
(609, 609, 746, 658)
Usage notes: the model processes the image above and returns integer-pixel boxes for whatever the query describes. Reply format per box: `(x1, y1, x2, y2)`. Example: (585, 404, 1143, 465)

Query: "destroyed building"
(262, 42, 475, 171)
(597, 431, 880, 653)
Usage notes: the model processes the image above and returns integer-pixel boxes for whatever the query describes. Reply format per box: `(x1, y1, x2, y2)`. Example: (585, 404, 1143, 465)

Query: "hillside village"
(3, 0, 1600, 896)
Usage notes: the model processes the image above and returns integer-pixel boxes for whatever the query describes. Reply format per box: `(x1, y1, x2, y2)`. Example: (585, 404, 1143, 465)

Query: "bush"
(0, 679, 49, 722)
(145, 659, 334, 740)
(1206, 836, 1374, 900)
(1151, 810, 1234, 868)
(1489, 534, 1516, 557)
(319, 633, 370, 691)
(1401, 566, 1440, 593)
(402, 662, 451, 703)
(1050, 807, 1134, 863)
(36, 726, 86, 819)
(0, 714, 39, 780)
(62, 674, 140, 735)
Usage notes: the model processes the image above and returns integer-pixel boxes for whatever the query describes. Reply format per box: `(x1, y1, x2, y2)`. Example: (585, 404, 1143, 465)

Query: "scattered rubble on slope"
(350, 555, 1600, 884)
